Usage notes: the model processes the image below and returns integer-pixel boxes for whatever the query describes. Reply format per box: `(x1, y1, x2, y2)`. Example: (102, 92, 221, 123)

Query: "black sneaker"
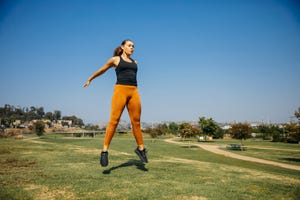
(134, 147, 148, 163)
(100, 151, 108, 167)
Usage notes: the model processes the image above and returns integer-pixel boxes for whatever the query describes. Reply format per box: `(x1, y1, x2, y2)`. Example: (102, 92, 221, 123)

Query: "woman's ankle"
(102, 146, 108, 152)
(138, 145, 144, 151)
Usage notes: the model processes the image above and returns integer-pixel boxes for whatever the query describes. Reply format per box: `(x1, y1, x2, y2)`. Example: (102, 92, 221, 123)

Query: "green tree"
(150, 123, 168, 135)
(295, 107, 300, 123)
(36, 107, 45, 119)
(144, 127, 163, 142)
(84, 124, 100, 131)
(198, 117, 219, 137)
(33, 121, 45, 136)
(26, 106, 39, 121)
(53, 110, 61, 121)
(168, 122, 179, 135)
(215, 126, 225, 139)
(229, 123, 252, 145)
(45, 112, 54, 121)
(253, 124, 284, 141)
(285, 123, 300, 143)
(14, 106, 25, 122)
(255, 125, 272, 140)
(294, 107, 300, 142)
(62, 115, 84, 127)
(0, 104, 14, 127)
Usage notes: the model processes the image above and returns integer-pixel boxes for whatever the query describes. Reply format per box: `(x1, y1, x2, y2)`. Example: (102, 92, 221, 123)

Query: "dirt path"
(164, 138, 300, 171)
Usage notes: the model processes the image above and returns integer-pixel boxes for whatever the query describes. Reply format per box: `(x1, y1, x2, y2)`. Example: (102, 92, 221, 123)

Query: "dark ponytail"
(113, 39, 132, 56)
(113, 46, 123, 56)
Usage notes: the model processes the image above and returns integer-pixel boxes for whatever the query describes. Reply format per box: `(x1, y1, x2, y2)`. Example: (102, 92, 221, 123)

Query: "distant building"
(221, 125, 231, 130)
(56, 120, 72, 128)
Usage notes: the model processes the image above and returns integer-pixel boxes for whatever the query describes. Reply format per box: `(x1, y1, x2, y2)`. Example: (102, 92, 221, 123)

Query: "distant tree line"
(61, 116, 84, 127)
(0, 104, 84, 128)
(144, 117, 227, 141)
(144, 107, 300, 144)
(143, 118, 223, 141)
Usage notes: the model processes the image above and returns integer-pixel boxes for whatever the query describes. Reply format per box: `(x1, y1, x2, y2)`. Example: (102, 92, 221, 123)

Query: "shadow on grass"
(280, 158, 300, 162)
(181, 145, 199, 149)
(103, 159, 148, 174)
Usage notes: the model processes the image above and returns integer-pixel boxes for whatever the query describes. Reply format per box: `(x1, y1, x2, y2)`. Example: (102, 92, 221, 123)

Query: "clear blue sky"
(1, 0, 300, 124)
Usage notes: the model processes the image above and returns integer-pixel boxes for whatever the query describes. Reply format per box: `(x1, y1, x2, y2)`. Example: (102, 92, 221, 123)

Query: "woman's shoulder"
(112, 56, 120, 61)
(110, 56, 120, 67)
(129, 57, 138, 64)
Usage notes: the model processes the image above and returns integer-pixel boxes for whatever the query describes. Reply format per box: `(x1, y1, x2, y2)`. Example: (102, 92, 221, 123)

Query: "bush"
(286, 137, 299, 144)
(33, 121, 45, 136)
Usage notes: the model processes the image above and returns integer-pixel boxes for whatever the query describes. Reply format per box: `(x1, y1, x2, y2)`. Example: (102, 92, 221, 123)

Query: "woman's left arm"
(83, 57, 117, 87)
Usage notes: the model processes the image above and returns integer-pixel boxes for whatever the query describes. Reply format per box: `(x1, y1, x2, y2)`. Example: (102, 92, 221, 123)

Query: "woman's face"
(122, 41, 134, 55)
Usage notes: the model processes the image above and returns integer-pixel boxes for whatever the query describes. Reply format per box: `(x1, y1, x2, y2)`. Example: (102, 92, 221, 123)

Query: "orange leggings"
(104, 84, 144, 147)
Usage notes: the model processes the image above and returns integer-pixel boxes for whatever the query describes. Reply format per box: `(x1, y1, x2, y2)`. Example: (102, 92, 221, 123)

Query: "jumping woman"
(83, 39, 148, 167)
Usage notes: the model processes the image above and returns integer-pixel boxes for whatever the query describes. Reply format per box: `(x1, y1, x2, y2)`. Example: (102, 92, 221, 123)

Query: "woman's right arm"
(83, 57, 118, 87)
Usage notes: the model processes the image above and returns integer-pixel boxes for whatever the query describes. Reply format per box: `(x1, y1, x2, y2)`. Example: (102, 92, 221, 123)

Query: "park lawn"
(224, 146, 300, 166)
(188, 138, 300, 166)
(190, 138, 300, 150)
(0, 134, 299, 200)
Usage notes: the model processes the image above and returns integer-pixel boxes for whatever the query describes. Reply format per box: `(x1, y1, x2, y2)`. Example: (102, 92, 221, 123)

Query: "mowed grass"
(0, 134, 299, 200)
(186, 138, 300, 166)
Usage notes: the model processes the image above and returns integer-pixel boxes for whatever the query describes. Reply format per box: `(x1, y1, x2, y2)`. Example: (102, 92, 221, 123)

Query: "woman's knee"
(131, 119, 140, 127)
(108, 119, 119, 128)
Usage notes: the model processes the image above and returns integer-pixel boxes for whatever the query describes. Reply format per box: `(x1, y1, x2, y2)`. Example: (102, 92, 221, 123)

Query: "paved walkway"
(164, 138, 300, 171)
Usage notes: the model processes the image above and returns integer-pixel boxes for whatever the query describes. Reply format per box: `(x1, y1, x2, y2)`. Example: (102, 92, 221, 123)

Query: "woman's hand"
(83, 80, 91, 88)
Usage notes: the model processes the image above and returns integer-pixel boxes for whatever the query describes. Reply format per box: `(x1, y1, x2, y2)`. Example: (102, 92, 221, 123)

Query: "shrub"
(33, 121, 45, 136)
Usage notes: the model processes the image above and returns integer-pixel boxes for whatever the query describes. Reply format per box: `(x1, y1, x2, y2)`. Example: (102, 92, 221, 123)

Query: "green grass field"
(183, 138, 300, 166)
(0, 134, 299, 200)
